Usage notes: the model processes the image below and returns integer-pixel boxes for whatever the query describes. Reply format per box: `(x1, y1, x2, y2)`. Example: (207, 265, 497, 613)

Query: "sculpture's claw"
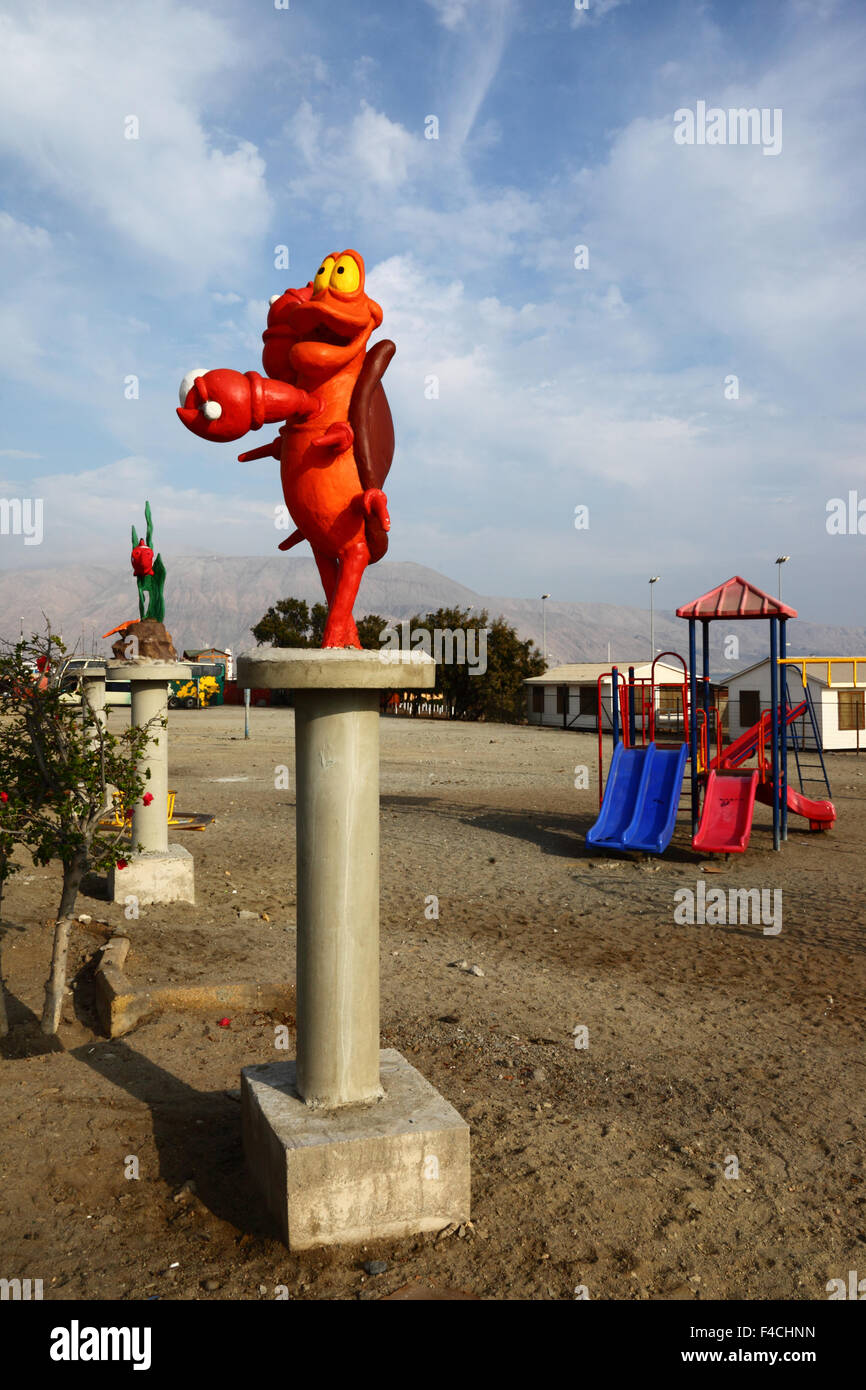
(177, 368, 242, 441)
(360, 488, 390, 531)
(312, 420, 354, 452)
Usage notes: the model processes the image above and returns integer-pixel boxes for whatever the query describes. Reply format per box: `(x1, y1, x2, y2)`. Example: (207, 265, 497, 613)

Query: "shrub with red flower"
(142, 792, 154, 806)
(1, 626, 154, 1035)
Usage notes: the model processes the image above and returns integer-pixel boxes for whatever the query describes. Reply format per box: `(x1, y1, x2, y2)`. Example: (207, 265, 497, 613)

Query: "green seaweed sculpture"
(130, 501, 167, 625)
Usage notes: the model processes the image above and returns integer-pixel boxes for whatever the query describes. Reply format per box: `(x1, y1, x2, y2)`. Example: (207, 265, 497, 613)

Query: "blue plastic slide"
(586, 742, 688, 855)
(621, 743, 688, 853)
(585, 744, 649, 849)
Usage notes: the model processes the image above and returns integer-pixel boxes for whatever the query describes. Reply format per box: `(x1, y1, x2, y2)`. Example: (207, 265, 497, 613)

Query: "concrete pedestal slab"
(241, 1049, 470, 1250)
(109, 846, 195, 906)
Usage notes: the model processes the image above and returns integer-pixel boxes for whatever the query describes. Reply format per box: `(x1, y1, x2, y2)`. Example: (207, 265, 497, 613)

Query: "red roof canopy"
(676, 576, 797, 621)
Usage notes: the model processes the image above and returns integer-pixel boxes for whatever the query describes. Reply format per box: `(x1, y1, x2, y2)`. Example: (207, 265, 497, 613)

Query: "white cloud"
(432, 0, 516, 152)
(571, 0, 630, 28)
(424, 0, 474, 31)
(20, 455, 277, 561)
(351, 102, 419, 188)
(287, 99, 424, 201)
(0, 212, 52, 254)
(0, 2, 272, 283)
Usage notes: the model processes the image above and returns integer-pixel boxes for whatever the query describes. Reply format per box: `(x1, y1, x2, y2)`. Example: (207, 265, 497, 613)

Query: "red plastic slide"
(710, 701, 807, 772)
(692, 770, 759, 854)
(754, 782, 836, 831)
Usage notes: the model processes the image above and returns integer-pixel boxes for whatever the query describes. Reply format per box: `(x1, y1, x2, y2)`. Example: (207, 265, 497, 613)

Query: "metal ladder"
(784, 674, 832, 797)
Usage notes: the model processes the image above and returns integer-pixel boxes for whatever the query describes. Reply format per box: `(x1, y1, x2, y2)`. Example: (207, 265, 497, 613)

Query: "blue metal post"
(770, 618, 780, 850)
(702, 619, 711, 750)
(688, 621, 698, 834)
(780, 618, 788, 841)
(628, 666, 636, 746)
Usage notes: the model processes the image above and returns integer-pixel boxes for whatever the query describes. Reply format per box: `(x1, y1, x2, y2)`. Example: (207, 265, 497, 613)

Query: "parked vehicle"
(104, 679, 132, 707)
(58, 658, 106, 705)
(58, 665, 132, 707)
(168, 661, 226, 710)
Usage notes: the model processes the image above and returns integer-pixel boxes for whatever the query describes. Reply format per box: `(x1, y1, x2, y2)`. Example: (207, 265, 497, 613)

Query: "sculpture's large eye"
(330, 254, 361, 294)
(313, 256, 335, 294)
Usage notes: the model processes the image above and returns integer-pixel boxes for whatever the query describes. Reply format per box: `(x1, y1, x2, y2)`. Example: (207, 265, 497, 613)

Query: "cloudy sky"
(0, 0, 864, 624)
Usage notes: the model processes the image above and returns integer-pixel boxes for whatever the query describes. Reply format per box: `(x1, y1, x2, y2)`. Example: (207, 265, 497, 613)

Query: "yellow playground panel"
(779, 656, 866, 687)
(109, 790, 214, 830)
(112, 790, 176, 825)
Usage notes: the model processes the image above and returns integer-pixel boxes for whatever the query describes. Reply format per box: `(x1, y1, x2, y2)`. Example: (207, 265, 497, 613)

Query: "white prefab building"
(524, 659, 689, 733)
(725, 656, 866, 752)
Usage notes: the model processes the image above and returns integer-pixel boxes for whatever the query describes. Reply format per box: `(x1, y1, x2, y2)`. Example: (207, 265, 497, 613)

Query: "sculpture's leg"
(322, 541, 368, 648)
(313, 550, 339, 608)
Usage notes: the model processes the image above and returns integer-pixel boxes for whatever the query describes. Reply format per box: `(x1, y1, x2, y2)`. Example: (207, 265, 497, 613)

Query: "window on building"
(556, 686, 567, 715)
(739, 690, 761, 727)
(531, 687, 545, 714)
(837, 689, 865, 731)
(578, 684, 599, 716)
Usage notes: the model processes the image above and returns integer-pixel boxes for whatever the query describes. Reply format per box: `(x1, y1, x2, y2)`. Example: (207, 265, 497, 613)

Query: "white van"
(58, 660, 131, 708)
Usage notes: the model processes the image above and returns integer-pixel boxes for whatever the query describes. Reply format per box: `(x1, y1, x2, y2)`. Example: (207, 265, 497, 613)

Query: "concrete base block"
(241, 1048, 471, 1250)
(109, 846, 195, 906)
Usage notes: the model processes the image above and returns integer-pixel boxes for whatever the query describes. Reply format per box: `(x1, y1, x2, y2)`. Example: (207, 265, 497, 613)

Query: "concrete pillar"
(236, 647, 471, 1248)
(106, 660, 194, 906)
(237, 650, 429, 1108)
(128, 676, 171, 855)
(294, 686, 381, 1107)
(79, 670, 107, 741)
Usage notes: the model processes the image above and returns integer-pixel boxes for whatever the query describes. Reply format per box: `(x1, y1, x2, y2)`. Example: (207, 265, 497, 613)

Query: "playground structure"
(586, 577, 839, 857)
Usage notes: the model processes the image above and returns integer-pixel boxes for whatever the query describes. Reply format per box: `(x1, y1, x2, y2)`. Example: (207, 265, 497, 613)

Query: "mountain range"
(1, 556, 864, 675)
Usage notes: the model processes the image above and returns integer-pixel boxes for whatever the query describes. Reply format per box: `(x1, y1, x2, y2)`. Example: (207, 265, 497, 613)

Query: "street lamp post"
(775, 556, 790, 602)
(541, 594, 550, 667)
(649, 577, 660, 658)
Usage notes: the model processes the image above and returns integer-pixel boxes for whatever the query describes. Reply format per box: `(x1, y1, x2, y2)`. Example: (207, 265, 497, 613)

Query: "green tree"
(355, 613, 389, 650)
(252, 597, 315, 647)
(252, 597, 389, 652)
(0, 630, 153, 1033)
(403, 607, 544, 722)
(309, 603, 329, 647)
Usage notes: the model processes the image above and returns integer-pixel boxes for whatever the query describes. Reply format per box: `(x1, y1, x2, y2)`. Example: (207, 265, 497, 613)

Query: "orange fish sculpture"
(177, 250, 394, 648)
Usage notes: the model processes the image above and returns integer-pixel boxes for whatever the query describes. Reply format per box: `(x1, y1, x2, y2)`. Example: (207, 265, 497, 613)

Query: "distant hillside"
(1, 555, 865, 673)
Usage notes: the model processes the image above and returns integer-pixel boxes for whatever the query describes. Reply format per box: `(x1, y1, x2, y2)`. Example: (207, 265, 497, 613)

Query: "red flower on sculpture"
(116, 858, 128, 870)
(131, 539, 155, 577)
(142, 792, 154, 806)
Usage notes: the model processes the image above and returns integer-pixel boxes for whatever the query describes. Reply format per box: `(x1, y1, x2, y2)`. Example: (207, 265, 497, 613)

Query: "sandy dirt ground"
(1, 705, 864, 1302)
